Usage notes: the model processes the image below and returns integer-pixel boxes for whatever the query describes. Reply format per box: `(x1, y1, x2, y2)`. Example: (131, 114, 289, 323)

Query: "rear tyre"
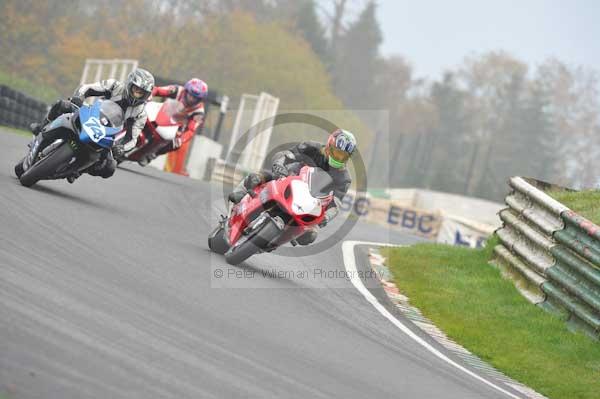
(19, 143, 74, 187)
(224, 218, 281, 265)
(208, 224, 229, 255)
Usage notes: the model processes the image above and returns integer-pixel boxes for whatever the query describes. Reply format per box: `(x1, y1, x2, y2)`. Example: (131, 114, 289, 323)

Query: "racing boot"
(67, 171, 81, 184)
(228, 173, 263, 203)
(296, 229, 317, 246)
(138, 152, 157, 167)
(30, 123, 42, 136)
(30, 118, 49, 136)
(228, 188, 246, 204)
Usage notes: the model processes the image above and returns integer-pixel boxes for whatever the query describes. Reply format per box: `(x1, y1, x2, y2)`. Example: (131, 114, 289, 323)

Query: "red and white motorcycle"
(115, 98, 184, 165)
(208, 166, 335, 265)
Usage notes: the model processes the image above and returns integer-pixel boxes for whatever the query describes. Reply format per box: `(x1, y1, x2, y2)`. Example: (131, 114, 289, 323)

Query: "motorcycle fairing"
(290, 180, 322, 217)
(78, 100, 122, 148)
(227, 167, 332, 248)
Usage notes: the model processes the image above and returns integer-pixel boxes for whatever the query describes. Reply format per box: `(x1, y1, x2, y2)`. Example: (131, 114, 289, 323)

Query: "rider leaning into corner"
(30, 68, 155, 182)
(228, 129, 357, 246)
(138, 78, 208, 166)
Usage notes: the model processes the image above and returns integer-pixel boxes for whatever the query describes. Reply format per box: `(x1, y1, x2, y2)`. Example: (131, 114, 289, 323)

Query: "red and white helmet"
(182, 78, 208, 107)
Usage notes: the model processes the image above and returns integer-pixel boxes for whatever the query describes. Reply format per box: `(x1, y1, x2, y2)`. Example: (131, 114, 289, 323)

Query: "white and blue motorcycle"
(14, 98, 124, 187)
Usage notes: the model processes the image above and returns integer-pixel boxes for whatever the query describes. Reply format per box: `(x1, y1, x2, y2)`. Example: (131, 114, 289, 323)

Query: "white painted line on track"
(342, 240, 522, 399)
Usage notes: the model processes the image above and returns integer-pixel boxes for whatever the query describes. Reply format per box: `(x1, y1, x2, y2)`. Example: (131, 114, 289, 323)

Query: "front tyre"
(208, 224, 229, 255)
(14, 158, 25, 178)
(224, 218, 282, 265)
(19, 143, 74, 187)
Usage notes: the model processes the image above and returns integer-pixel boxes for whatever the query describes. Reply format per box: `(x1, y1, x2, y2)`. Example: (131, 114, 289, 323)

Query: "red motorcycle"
(208, 166, 335, 265)
(116, 98, 184, 164)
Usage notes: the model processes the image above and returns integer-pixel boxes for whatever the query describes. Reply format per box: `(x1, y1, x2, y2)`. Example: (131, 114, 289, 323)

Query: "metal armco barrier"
(495, 176, 600, 338)
(0, 85, 47, 131)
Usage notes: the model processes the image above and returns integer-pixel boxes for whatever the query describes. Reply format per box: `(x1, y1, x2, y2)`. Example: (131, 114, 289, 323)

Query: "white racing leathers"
(76, 79, 147, 151)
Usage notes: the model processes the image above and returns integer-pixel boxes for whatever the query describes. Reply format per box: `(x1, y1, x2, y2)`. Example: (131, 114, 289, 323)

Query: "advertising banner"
(340, 192, 442, 239)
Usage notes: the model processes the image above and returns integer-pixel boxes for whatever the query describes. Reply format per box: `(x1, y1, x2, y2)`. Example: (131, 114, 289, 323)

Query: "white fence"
(80, 59, 139, 85)
(227, 92, 279, 171)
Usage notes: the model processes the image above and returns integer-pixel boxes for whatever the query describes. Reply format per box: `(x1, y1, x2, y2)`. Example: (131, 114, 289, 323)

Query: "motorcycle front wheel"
(14, 157, 25, 178)
(224, 218, 282, 265)
(19, 143, 74, 187)
(208, 224, 230, 255)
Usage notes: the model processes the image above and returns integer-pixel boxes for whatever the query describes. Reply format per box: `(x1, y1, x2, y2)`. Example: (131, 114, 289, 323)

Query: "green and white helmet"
(325, 129, 357, 169)
(125, 68, 155, 106)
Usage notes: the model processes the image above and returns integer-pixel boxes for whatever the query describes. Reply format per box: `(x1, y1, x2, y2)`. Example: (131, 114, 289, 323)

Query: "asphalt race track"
(0, 130, 522, 398)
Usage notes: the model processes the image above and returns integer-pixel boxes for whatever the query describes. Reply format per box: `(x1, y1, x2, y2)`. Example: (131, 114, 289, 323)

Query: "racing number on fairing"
(83, 117, 106, 143)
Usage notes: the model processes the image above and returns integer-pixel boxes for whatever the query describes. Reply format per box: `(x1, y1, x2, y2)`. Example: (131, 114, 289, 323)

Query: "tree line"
(290, 0, 600, 198)
(1, 0, 598, 199)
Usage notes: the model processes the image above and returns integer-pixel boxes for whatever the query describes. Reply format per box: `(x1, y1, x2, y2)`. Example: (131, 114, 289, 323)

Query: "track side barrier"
(339, 191, 443, 239)
(0, 85, 47, 131)
(494, 176, 600, 338)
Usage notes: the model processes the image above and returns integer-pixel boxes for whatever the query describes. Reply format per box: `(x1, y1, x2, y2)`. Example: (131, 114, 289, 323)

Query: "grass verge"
(382, 238, 600, 399)
(548, 189, 600, 225)
(0, 125, 31, 137)
(0, 68, 60, 103)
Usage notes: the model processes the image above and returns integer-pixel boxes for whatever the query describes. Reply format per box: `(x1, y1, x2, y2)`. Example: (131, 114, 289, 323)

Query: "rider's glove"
(172, 137, 182, 149)
(112, 144, 125, 159)
(319, 198, 341, 228)
(68, 96, 84, 107)
(272, 163, 289, 179)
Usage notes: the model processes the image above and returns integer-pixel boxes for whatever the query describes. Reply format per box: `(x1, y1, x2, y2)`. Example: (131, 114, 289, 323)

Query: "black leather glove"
(112, 144, 125, 159)
(272, 163, 289, 179)
(68, 96, 84, 107)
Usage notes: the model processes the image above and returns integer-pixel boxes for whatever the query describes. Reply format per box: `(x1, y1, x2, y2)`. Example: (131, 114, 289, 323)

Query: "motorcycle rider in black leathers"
(229, 129, 357, 245)
(29, 68, 155, 182)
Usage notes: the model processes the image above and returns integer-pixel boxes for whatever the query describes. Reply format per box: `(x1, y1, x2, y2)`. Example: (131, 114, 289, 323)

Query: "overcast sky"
(375, 0, 600, 79)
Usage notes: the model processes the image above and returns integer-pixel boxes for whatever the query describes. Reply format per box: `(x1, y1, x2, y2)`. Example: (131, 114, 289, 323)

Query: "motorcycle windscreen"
(78, 100, 124, 148)
(156, 99, 186, 126)
(291, 180, 322, 217)
(307, 168, 334, 199)
(145, 102, 162, 121)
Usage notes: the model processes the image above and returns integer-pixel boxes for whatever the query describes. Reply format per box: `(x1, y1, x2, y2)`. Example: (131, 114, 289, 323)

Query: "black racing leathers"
(271, 141, 351, 201)
(229, 142, 351, 245)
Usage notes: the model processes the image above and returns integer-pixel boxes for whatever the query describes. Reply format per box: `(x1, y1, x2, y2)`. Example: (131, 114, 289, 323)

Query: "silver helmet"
(125, 68, 154, 106)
